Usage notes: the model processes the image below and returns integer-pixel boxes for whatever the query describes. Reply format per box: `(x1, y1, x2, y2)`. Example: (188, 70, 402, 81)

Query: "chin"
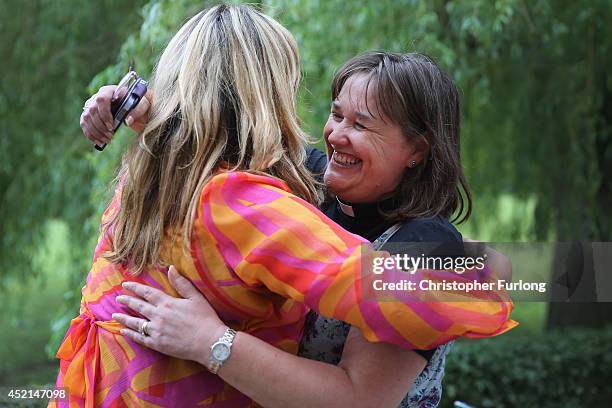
(327, 184, 358, 201)
(323, 180, 359, 202)
(324, 181, 345, 198)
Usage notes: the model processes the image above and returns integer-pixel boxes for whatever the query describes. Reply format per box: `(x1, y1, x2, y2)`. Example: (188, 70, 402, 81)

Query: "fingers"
(120, 327, 154, 349)
(88, 107, 113, 142)
(80, 85, 116, 146)
(128, 90, 151, 121)
(112, 312, 150, 333)
(168, 266, 200, 299)
(125, 89, 152, 129)
(116, 295, 156, 318)
(122, 281, 166, 305)
(95, 86, 116, 130)
(80, 110, 108, 146)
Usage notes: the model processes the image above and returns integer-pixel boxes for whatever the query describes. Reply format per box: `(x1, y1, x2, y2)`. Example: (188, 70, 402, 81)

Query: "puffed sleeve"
(197, 171, 517, 349)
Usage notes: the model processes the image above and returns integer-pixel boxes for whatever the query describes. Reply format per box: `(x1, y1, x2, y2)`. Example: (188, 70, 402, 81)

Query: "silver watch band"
(221, 328, 237, 343)
(207, 328, 237, 374)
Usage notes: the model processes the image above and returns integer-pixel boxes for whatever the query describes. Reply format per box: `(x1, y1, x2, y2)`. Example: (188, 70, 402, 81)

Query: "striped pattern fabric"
(50, 171, 516, 407)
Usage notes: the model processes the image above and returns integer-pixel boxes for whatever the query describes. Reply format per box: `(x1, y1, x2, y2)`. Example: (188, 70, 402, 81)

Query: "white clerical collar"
(336, 197, 355, 217)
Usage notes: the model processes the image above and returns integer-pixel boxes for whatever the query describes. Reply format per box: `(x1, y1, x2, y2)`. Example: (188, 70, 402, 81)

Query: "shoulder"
(201, 171, 293, 202)
(197, 171, 337, 232)
(205, 171, 291, 191)
(392, 215, 462, 243)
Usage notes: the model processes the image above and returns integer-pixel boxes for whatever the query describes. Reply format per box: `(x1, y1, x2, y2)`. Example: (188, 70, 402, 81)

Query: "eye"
(353, 122, 367, 131)
(331, 112, 343, 122)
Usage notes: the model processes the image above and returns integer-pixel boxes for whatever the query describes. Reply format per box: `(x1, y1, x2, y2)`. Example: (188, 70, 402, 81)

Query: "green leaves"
(443, 325, 612, 407)
(0, 0, 147, 280)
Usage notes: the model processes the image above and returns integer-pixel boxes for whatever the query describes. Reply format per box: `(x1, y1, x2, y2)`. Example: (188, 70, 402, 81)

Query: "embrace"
(52, 4, 517, 408)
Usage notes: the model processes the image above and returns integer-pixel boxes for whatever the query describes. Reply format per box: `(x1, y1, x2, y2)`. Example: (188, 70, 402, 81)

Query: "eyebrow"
(331, 101, 374, 122)
(355, 111, 373, 122)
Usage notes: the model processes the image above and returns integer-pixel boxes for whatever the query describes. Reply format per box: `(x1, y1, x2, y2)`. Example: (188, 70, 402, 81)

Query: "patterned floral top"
(298, 312, 454, 407)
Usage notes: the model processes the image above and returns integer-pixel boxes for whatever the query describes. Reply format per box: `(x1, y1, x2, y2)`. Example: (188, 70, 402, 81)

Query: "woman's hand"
(80, 85, 152, 146)
(463, 237, 512, 281)
(113, 266, 227, 366)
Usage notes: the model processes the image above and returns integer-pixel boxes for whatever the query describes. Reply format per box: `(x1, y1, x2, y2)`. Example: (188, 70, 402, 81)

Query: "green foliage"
(503, 301, 547, 336)
(0, 221, 72, 386)
(442, 325, 612, 407)
(0, 0, 147, 282)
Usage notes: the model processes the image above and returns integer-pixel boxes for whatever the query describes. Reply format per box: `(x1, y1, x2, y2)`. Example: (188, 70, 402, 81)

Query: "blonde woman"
(58, 4, 515, 407)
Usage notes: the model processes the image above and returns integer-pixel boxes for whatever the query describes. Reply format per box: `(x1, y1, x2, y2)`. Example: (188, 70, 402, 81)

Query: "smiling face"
(323, 74, 418, 203)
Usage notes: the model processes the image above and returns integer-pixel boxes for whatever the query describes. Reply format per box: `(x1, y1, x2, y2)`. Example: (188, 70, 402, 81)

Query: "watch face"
(212, 343, 230, 361)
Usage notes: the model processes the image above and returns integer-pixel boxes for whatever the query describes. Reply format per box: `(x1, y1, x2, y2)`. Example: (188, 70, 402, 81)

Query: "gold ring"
(140, 320, 150, 336)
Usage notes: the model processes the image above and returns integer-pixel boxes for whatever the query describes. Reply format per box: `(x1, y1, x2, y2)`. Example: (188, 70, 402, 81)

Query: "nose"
(326, 122, 350, 150)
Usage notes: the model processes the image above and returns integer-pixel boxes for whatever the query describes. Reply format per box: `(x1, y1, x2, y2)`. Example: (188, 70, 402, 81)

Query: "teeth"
(333, 151, 361, 165)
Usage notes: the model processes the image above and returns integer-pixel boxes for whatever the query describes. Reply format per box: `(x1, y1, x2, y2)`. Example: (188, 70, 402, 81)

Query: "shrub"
(442, 325, 612, 407)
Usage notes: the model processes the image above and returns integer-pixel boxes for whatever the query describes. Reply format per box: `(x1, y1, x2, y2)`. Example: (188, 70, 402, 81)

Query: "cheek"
(380, 140, 412, 171)
(359, 141, 392, 171)
(387, 154, 411, 184)
(368, 150, 409, 183)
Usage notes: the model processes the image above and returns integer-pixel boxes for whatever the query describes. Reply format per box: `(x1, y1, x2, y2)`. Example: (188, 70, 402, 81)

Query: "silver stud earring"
(410, 160, 417, 168)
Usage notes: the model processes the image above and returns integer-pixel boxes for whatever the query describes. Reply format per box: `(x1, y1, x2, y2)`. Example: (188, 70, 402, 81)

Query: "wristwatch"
(207, 328, 237, 374)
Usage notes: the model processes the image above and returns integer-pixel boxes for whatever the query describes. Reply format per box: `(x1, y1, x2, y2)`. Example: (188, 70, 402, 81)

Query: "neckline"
(335, 196, 399, 220)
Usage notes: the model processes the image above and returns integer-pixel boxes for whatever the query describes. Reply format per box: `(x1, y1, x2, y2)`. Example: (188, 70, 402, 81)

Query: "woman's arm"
(195, 172, 516, 349)
(221, 326, 425, 408)
(115, 267, 425, 408)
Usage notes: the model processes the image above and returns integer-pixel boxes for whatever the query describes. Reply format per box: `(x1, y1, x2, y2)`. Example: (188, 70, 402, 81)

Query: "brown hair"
(104, 4, 319, 274)
(331, 51, 472, 223)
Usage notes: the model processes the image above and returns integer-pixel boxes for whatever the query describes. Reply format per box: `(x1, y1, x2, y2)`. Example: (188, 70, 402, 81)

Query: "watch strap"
(207, 328, 237, 374)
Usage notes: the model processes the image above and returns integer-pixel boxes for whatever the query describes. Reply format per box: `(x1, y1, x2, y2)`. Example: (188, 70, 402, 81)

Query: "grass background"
(0, 221, 73, 387)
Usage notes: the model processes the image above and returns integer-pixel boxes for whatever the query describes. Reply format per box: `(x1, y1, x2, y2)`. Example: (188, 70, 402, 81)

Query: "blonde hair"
(104, 4, 319, 274)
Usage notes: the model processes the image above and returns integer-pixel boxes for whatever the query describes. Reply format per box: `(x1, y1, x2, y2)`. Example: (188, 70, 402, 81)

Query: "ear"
(406, 136, 430, 168)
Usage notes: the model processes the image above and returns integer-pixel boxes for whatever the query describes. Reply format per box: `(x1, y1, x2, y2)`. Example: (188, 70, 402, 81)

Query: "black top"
(304, 147, 462, 361)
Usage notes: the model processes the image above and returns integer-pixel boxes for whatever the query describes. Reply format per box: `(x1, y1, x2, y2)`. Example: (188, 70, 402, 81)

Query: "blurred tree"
(0, 0, 146, 281)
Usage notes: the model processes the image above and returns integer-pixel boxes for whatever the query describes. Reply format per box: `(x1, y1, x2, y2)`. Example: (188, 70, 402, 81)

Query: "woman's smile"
(330, 150, 363, 167)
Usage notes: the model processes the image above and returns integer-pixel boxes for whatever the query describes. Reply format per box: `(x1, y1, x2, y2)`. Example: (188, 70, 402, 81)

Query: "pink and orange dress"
(50, 171, 516, 407)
